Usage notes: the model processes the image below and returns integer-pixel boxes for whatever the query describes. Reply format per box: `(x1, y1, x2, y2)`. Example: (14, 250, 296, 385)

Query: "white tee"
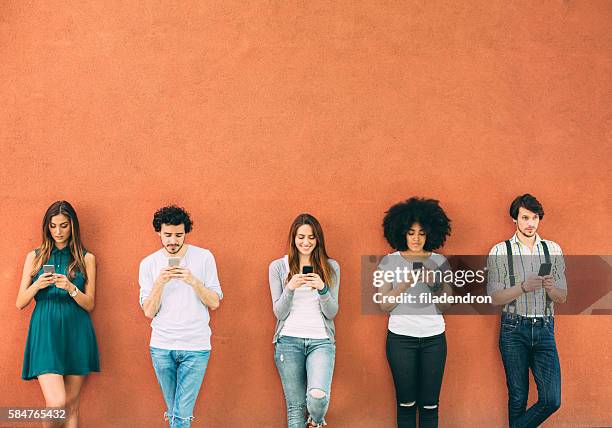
(139, 245, 223, 350)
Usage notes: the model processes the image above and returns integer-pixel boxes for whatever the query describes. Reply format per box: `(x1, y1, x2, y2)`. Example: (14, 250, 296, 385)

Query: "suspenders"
(504, 240, 552, 316)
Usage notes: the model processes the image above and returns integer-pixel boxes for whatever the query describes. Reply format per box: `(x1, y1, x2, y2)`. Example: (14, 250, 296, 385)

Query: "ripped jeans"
(274, 336, 335, 428)
(150, 347, 210, 428)
(386, 330, 447, 428)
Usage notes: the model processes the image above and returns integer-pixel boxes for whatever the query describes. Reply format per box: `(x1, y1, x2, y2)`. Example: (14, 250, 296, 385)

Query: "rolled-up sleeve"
(204, 252, 223, 300)
(138, 259, 153, 308)
(487, 244, 508, 296)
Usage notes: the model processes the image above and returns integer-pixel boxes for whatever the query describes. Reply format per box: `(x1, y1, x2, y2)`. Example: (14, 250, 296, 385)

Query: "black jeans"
(386, 330, 447, 428)
(499, 313, 561, 428)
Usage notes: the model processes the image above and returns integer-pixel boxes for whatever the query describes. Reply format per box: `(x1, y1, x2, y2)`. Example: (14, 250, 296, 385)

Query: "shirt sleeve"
(269, 259, 295, 321)
(138, 258, 154, 308)
(549, 242, 567, 291)
(318, 260, 340, 319)
(204, 252, 223, 300)
(487, 244, 508, 296)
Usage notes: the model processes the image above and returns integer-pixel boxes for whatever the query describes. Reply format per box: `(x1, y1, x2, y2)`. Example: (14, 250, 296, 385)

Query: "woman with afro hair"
(376, 197, 453, 428)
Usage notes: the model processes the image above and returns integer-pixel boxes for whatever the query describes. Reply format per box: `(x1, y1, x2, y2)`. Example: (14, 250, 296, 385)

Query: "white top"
(138, 245, 223, 351)
(378, 251, 450, 338)
(279, 256, 328, 339)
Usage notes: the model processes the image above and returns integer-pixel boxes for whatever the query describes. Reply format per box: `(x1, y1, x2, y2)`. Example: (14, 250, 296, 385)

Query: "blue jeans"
(150, 347, 210, 428)
(499, 313, 561, 428)
(274, 336, 336, 428)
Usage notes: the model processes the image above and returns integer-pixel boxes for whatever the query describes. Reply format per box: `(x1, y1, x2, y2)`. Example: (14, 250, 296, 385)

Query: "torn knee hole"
(422, 404, 438, 409)
(399, 401, 416, 407)
(309, 388, 327, 399)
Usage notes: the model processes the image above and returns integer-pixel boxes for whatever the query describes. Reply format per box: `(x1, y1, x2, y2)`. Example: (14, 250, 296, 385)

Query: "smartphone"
(413, 262, 423, 270)
(43, 265, 55, 274)
(302, 266, 314, 275)
(168, 257, 181, 267)
(538, 263, 552, 276)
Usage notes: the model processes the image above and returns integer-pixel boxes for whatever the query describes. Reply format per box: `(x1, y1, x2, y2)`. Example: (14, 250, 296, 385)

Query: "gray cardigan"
(269, 257, 340, 343)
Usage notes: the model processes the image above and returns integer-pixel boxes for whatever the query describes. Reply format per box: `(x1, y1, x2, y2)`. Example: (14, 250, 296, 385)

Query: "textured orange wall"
(1, 1, 610, 427)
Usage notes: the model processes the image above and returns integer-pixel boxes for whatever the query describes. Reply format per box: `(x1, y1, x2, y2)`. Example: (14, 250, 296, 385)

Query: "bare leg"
(63, 376, 86, 428)
(38, 374, 66, 428)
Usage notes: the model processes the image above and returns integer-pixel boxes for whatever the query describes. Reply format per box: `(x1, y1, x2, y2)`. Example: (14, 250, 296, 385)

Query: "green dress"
(22, 246, 100, 380)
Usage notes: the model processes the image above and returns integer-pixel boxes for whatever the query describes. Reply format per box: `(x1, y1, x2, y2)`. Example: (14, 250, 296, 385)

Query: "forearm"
(71, 287, 95, 312)
(272, 287, 295, 320)
(432, 283, 453, 313)
(192, 279, 220, 310)
(318, 287, 338, 319)
(16, 284, 39, 310)
(379, 285, 408, 312)
(546, 287, 567, 304)
(491, 283, 524, 306)
(143, 281, 166, 318)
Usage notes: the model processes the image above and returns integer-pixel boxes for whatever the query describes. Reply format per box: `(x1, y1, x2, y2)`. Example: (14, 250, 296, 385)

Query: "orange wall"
(1, 2, 611, 427)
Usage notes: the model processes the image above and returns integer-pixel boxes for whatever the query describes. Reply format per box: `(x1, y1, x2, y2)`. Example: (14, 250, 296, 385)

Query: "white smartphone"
(43, 265, 55, 274)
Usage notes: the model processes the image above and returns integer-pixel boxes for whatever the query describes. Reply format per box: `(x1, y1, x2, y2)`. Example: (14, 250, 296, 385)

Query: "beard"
(165, 243, 183, 254)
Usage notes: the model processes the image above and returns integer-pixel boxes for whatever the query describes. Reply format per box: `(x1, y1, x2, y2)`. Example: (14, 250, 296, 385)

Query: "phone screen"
(538, 263, 552, 276)
(43, 265, 55, 274)
(413, 262, 423, 270)
(302, 266, 314, 275)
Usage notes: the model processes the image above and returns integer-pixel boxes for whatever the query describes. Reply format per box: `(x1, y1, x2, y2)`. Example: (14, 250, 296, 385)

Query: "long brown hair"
(31, 201, 88, 281)
(286, 213, 336, 286)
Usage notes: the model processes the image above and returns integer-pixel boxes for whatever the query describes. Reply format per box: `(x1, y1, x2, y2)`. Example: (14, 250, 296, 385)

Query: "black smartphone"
(538, 263, 552, 276)
(413, 262, 423, 270)
(302, 266, 314, 275)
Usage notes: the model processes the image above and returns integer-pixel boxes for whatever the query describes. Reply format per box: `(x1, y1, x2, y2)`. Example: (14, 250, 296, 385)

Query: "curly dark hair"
(152, 205, 193, 233)
(383, 197, 451, 251)
(509, 194, 544, 220)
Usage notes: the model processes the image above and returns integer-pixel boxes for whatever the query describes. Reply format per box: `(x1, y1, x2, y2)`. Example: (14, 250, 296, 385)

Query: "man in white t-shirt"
(139, 205, 223, 428)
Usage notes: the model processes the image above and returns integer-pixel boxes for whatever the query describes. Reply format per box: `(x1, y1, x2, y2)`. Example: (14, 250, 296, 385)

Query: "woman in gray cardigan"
(269, 213, 340, 428)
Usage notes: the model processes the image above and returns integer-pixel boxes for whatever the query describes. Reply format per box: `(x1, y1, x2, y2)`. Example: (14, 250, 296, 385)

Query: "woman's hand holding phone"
(287, 274, 308, 290)
(304, 273, 325, 290)
(34, 273, 54, 290)
(53, 274, 75, 292)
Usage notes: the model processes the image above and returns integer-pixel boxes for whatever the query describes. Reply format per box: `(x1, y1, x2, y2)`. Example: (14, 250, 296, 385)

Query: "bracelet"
(317, 284, 329, 295)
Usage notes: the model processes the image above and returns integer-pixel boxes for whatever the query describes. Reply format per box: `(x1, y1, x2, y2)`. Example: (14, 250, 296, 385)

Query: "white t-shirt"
(378, 251, 450, 337)
(139, 245, 223, 350)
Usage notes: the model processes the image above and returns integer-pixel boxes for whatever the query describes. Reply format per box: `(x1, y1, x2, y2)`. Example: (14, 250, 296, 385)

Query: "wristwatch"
(69, 286, 79, 298)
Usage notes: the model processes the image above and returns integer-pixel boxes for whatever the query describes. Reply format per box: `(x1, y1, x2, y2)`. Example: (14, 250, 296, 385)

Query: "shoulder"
(327, 259, 340, 270)
(189, 245, 215, 259)
(488, 241, 508, 255)
(540, 239, 563, 254)
(140, 249, 162, 267)
(84, 252, 96, 263)
(429, 252, 447, 263)
(377, 251, 400, 268)
(269, 257, 286, 271)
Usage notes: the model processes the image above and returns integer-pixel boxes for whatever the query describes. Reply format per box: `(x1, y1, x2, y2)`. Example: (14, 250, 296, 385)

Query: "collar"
(510, 232, 542, 249)
(52, 245, 70, 255)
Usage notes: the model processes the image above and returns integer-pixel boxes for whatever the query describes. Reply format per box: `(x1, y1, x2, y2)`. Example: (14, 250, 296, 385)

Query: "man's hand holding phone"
(171, 267, 197, 287)
(156, 266, 177, 287)
(522, 274, 544, 292)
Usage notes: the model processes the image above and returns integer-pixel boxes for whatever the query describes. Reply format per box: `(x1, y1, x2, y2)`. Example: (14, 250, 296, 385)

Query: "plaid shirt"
(487, 233, 567, 317)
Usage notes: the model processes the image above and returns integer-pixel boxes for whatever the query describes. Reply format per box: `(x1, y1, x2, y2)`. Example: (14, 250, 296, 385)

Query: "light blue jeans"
(150, 347, 210, 428)
(274, 336, 336, 428)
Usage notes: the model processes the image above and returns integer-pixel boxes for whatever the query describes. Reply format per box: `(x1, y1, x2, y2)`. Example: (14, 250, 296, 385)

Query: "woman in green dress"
(16, 200, 99, 428)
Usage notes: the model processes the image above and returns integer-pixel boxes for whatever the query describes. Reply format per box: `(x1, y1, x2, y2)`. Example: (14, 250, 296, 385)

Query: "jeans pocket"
(501, 320, 519, 334)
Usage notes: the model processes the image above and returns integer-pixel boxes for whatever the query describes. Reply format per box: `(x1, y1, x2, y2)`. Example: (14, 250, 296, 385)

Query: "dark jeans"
(499, 313, 561, 428)
(386, 330, 447, 428)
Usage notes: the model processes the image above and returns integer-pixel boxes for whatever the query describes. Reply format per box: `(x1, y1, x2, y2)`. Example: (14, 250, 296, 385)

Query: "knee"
(542, 396, 561, 415)
(45, 397, 66, 409)
(398, 401, 416, 408)
(309, 389, 327, 400)
(65, 397, 80, 417)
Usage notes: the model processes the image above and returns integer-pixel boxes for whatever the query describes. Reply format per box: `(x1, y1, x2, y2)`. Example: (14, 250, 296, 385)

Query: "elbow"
(16, 301, 25, 310)
(143, 306, 156, 319)
(86, 302, 95, 312)
(208, 300, 220, 311)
